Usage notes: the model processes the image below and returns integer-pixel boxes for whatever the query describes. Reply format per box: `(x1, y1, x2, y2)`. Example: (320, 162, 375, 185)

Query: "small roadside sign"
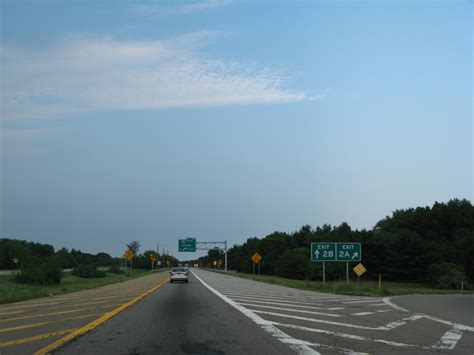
(353, 263, 366, 277)
(251, 252, 262, 264)
(123, 250, 134, 261)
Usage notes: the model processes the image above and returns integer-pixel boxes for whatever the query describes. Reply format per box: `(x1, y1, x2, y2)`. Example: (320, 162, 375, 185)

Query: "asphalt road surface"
(58, 271, 292, 355)
(58, 269, 474, 355)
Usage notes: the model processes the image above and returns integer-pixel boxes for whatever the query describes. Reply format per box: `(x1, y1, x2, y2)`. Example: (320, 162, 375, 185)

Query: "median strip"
(0, 328, 77, 348)
(34, 277, 169, 355)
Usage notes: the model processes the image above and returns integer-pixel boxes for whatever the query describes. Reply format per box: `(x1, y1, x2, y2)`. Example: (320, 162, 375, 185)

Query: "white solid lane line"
(236, 302, 342, 318)
(191, 271, 320, 354)
(229, 297, 344, 311)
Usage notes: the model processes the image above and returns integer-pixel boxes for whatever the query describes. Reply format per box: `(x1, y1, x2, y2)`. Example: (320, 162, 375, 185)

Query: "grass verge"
(0, 269, 167, 304)
(220, 271, 473, 297)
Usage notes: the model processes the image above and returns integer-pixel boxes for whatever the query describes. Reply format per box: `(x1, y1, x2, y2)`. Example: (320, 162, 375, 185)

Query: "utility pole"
(157, 243, 159, 268)
(224, 240, 228, 272)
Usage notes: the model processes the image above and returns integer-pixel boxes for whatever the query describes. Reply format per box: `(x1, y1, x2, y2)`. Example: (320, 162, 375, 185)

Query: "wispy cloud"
(1, 32, 318, 121)
(134, 0, 232, 16)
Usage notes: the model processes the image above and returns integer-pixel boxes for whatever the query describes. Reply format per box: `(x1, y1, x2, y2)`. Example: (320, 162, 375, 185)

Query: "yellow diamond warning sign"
(353, 263, 366, 277)
(123, 250, 134, 261)
(251, 252, 262, 264)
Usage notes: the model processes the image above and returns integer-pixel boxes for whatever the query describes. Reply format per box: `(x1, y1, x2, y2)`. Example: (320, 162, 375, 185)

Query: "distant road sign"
(179, 238, 196, 252)
(311, 243, 336, 261)
(123, 250, 134, 261)
(311, 243, 361, 262)
(251, 252, 262, 264)
(353, 263, 366, 277)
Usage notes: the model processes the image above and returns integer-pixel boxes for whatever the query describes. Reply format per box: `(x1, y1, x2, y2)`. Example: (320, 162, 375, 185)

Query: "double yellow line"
(34, 278, 169, 355)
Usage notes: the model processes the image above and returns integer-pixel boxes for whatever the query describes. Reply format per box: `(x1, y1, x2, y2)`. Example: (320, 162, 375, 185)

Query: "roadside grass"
(221, 271, 473, 297)
(0, 269, 167, 304)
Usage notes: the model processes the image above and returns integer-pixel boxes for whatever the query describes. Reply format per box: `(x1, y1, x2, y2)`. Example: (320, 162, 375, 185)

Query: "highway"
(1, 269, 473, 354)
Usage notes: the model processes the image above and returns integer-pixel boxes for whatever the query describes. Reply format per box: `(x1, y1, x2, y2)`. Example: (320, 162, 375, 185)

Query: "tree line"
(0, 239, 179, 271)
(194, 199, 473, 288)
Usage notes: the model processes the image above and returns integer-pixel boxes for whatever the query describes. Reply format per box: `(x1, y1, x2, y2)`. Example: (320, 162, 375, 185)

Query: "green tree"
(126, 240, 141, 254)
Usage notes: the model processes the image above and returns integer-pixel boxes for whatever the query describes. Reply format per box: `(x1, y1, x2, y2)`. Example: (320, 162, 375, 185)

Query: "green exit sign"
(178, 238, 196, 252)
(311, 243, 336, 261)
(311, 242, 361, 262)
(336, 243, 361, 261)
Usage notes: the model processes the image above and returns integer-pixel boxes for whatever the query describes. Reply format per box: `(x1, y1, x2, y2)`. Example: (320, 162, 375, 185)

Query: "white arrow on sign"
(351, 252, 359, 259)
(315, 250, 320, 258)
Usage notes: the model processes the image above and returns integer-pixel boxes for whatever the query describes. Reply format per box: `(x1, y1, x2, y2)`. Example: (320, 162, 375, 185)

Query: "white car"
(169, 267, 189, 283)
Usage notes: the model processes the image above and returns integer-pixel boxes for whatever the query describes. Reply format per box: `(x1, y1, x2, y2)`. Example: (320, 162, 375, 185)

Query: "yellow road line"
(0, 313, 104, 333)
(0, 328, 77, 348)
(0, 304, 123, 323)
(0, 293, 140, 311)
(0, 310, 27, 316)
(35, 290, 141, 302)
(0, 301, 63, 311)
(35, 278, 169, 355)
(42, 297, 132, 310)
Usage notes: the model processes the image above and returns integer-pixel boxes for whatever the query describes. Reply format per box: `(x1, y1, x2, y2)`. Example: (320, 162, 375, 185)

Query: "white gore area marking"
(223, 292, 326, 303)
(343, 299, 382, 304)
(382, 297, 409, 312)
(432, 328, 464, 350)
(227, 295, 343, 310)
(238, 302, 342, 317)
(191, 271, 320, 354)
(368, 303, 388, 307)
(270, 322, 431, 350)
(352, 310, 393, 316)
(351, 312, 375, 316)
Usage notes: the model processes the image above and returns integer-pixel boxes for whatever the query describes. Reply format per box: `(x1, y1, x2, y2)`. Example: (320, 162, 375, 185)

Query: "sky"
(1, 0, 472, 259)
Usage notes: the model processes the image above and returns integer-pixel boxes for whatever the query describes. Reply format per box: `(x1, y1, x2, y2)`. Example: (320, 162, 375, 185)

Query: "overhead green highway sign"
(178, 238, 196, 252)
(311, 242, 361, 262)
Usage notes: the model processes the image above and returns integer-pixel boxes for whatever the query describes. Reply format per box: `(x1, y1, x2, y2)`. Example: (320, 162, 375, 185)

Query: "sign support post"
(346, 262, 349, 283)
(323, 262, 326, 284)
(311, 242, 361, 283)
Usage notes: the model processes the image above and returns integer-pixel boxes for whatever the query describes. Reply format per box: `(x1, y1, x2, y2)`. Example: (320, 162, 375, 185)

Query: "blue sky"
(1, 0, 472, 259)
